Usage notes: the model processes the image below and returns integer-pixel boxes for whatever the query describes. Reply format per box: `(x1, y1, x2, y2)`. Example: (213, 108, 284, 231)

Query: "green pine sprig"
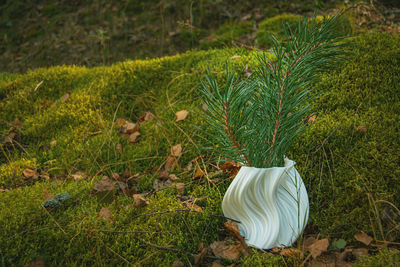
(199, 12, 352, 168)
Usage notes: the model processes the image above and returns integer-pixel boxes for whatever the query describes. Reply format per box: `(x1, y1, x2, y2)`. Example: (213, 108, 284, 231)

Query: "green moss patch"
(1, 32, 400, 265)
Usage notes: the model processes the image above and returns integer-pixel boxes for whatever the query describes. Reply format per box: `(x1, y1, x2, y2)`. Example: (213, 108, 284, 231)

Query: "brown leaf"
(158, 169, 169, 179)
(193, 165, 205, 179)
(308, 238, 329, 259)
(113, 144, 122, 154)
(171, 260, 185, 267)
(111, 173, 120, 180)
(224, 221, 251, 256)
(193, 243, 209, 266)
(4, 132, 16, 143)
(24, 258, 45, 267)
(169, 174, 178, 181)
(352, 248, 369, 260)
(165, 155, 178, 172)
(356, 125, 367, 133)
(71, 171, 86, 181)
(115, 118, 127, 127)
(143, 111, 155, 122)
(93, 176, 115, 192)
(303, 236, 317, 251)
(41, 99, 52, 108)
(231, 55, 241, 60)
(183, 201, 202, 212)
(61, 92, 71, 103)
(210, 241, 240, 260)
(171, 144, 182, 157)
(122, 122, 139, 134)
(99, 207, 112, 222)
(50, 140, 57, 147)
(220, 161, 241, 177)
(128, 131, 140, 143)
(354, 231, 373, 246)
(175, 183, 185, 195)
(13, 118, 23, 128)
(23, 168, 38, 179)
(280, 248, 303, 259)
(133, 194, 149, 208)
(153, 178, 173, 190)
(211, 262, 224, 267)
(175, 110, 189, 122)
(308, 114, 317, 124)
(43, 187, 52, 201)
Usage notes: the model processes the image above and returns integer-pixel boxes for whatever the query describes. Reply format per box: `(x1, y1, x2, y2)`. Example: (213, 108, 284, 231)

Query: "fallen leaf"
(171, 144, 182, 157)
(158, 169, 169, 179)
(13, 118, 23, 127)
(210, 241, 240, 260)
(175, 110, 189, 122)
(121, 122, 139, 134)
(193, 243, 209, 265)
(153, 179, 173, 191)
(175, 183, 185, 195)
(99, 207, 112, 222)
(303, 236, 317, 251)
(115, 118, 127, 127)
(308, 238, 329, 259)
(211, 262, 224, 267)
(165, 155, 178, 172)
(183, 200, 202, 212)
(93, 176, 115, 192)
(193, 165, 205, 179)
(111, 173, 120, 180)
(115, 143, 123, 153)
(354, 231, 373, 246)
(231, 55, 241, 60)
(352, 247, 369, 260)
(356, 125, 367, 133)
(61, 92, 71, 103)
(24, 258, 45, 267)
(143, 111, 155, 122)
(23, 168, 39, 179)
(169, 174, 178, 181)
(40, 172, 50, 180)
(43, 187, 52, 201)
(280, 248, 303, 259)
(50, 140, 57, 147)
(128, 131, 140, 143)
(41, 99, 52, 108)
(308, 114, 317, 124)
(337, 248, 353, 262)
(71, 171, 86, 181)
(224, 221, 251, 256)
(4, 132, 17, 143)
(133, 194, 149, 208)
(171, 260, 185, 267)
(220, 161, 241, 176)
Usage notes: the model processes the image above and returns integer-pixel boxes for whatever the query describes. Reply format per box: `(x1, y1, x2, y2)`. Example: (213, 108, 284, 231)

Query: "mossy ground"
(1, 12, 400, 267)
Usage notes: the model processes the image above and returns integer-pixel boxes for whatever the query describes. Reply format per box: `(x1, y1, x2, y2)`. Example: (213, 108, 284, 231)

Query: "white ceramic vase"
(222, 158, 309, 249)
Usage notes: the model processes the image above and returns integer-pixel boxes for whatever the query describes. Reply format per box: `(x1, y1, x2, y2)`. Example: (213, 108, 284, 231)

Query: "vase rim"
(240, 158, 296, 170)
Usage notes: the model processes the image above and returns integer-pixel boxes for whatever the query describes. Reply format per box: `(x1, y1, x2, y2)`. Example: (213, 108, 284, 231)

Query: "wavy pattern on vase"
(222, 158, 309, 249)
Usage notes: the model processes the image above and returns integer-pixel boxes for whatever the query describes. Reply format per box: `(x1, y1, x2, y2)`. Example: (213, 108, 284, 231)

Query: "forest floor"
(1, 0, 400, 266)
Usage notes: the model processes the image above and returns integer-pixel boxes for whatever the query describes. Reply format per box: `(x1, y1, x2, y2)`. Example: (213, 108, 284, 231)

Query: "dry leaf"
(99, 207, 112, 222)
(43, 188, 52, 201)
(352, 248, 369, 260)
(308, 114, 317, 124)
(115, 143, 122, 153)
(133, 194, 149, 208)
(224, 221, 251, 256)
(165, 155, 178, 172)
(50, 140, 57, 147)
(210, 241, 240, 260)
(144, 111, 155, 121)
(13, 118, 23, 127)
(308, 238, 329, 259)
(171, 144, 182, 157)
(303, 236, 317, 251)
(231, 55, 241, 60)
(175, 183, 185, 195)
(41, 99, 52, 108)
(184, 201, 202, 212)
(171, 260, 185, 267)
(193, 243, 209, 265)
(159, 169, 169, 179)
(4, 132, 16, 143)
(220, 161, 241, 176)
(169, 174, 178, 181)
(175, 110, 189, 122)
(115, 118, 127, 127)
(354, 231, 373, 246)
(193, 165, 205, 179)
(61, 92, 71, 103)
(24, 258, 45, 267)
(23, 168, 38, 179)
(356, 125, 367, 133)
(123, 122, 139, 134)
(93, 176, 115, 192)
(128, 131, 140, 143)
(280, 248, 303, 259)
(211, 262, 224, 267)
(71, 171, 86, 181)
(153, 179, 173, 191)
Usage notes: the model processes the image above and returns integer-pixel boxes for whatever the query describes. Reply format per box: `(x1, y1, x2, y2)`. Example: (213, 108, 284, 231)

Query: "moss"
(354, 248, 400, 266)
(0, 158, 37, 188)
(1, 32, 400, 265)
(200, 20, 254, 49)
(256, 13, 300, 48)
